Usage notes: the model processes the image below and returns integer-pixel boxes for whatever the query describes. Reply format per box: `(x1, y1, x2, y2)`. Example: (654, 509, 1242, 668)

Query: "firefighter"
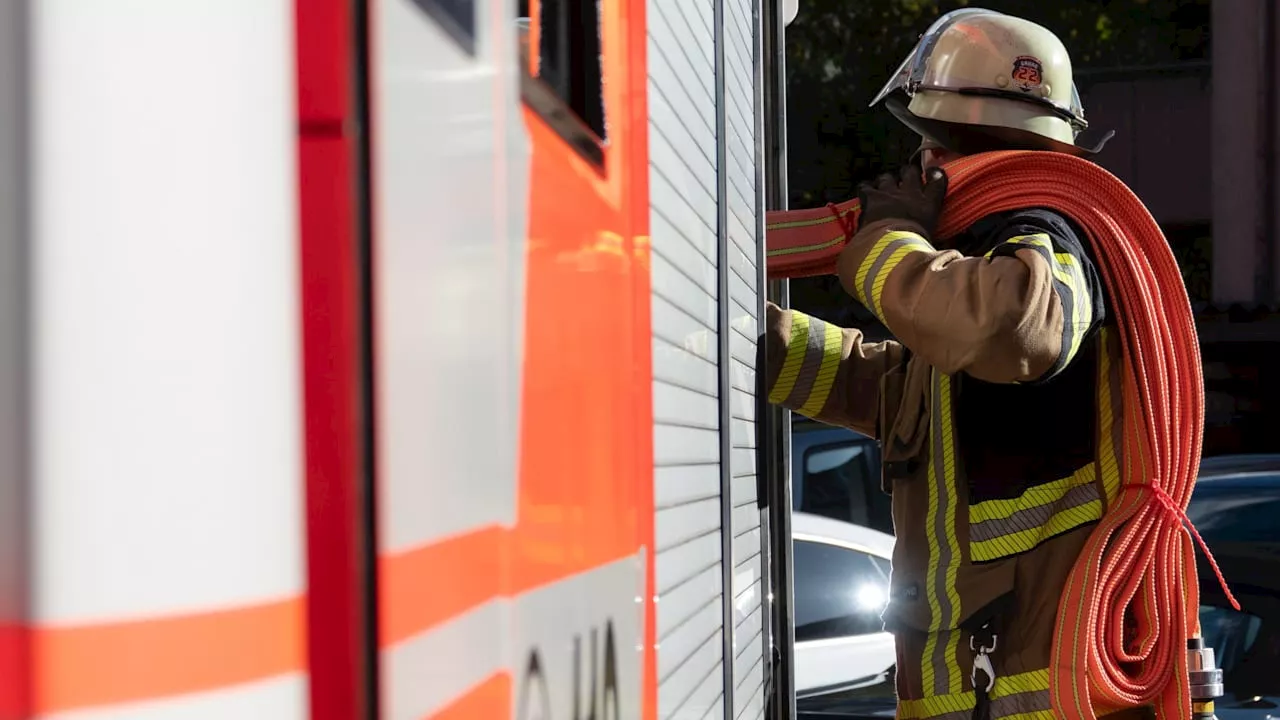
(764, 9, 1152, 720)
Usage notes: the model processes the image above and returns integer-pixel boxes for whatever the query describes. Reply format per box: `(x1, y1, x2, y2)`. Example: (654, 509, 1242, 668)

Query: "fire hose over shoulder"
(763, 150, 1236, 720)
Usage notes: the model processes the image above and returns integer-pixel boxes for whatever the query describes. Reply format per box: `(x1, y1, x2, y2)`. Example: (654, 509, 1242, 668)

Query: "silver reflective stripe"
(861, 234, 925, 317)
(991, 688, 1053, 716)
(782, 315, 830, 409)
(924, 710, 971, 720)
(968, 482, 1101, 543)
(927, 373, 959, 695)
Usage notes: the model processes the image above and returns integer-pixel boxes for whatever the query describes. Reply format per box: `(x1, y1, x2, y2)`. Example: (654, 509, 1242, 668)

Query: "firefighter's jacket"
(764, 209, 1129, 719)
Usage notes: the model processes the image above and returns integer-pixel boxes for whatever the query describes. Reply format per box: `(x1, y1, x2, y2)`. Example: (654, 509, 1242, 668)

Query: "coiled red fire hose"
(764, 150, 1237, 720)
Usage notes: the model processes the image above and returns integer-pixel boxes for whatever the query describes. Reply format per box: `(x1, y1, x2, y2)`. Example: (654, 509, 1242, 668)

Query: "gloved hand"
(857, 165, 949, 238)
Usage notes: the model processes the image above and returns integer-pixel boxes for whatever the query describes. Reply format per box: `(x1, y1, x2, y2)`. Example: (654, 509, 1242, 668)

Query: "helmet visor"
(868, 8, 999, 109)
(868, 8, 1089, 134)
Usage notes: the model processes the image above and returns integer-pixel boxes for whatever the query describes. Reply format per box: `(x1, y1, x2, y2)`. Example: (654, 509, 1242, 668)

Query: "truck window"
(413, 0, 476, 54)
(793, 539, 889, 642)
(516, 0, 606, 164)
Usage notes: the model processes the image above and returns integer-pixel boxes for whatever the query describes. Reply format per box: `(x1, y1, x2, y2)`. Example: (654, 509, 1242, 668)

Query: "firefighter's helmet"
(871, 8, 1114, 157)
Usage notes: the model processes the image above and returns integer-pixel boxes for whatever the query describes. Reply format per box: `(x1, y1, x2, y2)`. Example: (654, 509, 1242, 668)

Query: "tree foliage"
(785, 0, 1209, 206)
(783, 0, 1211, 319)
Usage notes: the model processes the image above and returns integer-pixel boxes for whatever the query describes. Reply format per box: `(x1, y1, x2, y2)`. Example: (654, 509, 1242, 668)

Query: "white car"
(789, 459, 1280, 718)
(792, 511, 897, 702)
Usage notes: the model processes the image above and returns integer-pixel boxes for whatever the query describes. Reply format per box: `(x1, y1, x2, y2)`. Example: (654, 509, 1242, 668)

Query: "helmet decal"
(1011, 55, 1045, 93)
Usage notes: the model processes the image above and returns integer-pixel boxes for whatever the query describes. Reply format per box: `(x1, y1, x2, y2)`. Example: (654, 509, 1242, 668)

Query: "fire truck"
(0, 0, 808, 718)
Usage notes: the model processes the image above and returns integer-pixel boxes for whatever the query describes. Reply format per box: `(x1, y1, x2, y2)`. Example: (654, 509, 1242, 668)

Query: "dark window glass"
(793, 540, 889, 642)
(1187, 493, 1280, 543)
(799, 441, 892, 535)
(410, 0, 476, 55)
(515, 0, 606, 164)
(1200, 603, 1280, 701)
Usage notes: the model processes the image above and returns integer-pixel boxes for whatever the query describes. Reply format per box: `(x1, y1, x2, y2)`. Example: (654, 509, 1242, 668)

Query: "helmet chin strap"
(909, 137, 939, 167)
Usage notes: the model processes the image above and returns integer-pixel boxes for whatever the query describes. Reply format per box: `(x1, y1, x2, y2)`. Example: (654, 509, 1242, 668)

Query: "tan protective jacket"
(765, 210, 1141, 719)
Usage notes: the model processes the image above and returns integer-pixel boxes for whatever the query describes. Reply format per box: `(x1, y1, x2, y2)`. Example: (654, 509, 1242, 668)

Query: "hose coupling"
(1188, 636, 1223, 720)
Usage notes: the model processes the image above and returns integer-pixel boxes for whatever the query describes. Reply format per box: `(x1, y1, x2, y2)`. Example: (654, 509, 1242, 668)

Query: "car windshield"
(1201, 606, 1263, 675)
(1186, 494, 1280, 543)
(1198, 454, 1280, 476)
(1199, 603, 1280, 706)
(1187, 468, 1280, 708)
(791, 424, 892, 534)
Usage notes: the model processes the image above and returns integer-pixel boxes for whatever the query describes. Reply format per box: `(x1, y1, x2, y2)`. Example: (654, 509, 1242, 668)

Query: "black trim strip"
(351, 0, 381, 716)
(714, 0, 737, 713)
(761, 0, 796, 716)
(750, 0, 774, 712)
(1265, 0, 1278, 300)
(520, 71, 606, 168)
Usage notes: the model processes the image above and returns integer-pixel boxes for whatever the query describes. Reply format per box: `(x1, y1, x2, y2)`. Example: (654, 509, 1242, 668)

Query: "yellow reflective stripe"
(921, 373, 963, 696)
(765, 235, 844, 258)
(898, 668, 1052, 720)
(920, 634, 942, 698)
(852, 233, 891, 296)
(997, 668, 1051, 695)
(898, 680, 973, 720)
(940, 377, 962, 695)
(920, 375, 944, 694)
(767, 312, 810, 404)
(767, 207, 852, 230)
(853, 230, 934, 321)
(968, 467, 1095, 525)
(869, 242, 924, 317)
(1056, 252, 1090, 363)
(797, 320, 843, 416)
(1002, 233, 1093, 364)
(768, 312, 846, 418)
(1098, 327, 1123, 504)
(970, 496, 1103, 562)
(939, 374, 962, 647)
(967, 464, 1103, 562)
(921, 630, 963, 704)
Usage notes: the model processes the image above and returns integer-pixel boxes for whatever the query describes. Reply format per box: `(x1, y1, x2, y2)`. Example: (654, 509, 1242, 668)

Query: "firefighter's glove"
(857, 165, 949, 239)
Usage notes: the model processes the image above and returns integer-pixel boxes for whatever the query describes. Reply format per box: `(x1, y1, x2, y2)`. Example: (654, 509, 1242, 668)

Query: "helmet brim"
(885, 96, 1114, 159)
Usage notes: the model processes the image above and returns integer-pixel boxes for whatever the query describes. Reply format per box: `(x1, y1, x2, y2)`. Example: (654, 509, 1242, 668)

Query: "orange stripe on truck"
(32, 597, 305, 714)
(378, 521, 643, 648)
(23, 523, 627, 715)
(378, 525, 506, 647)
(425, 672, 511, 720)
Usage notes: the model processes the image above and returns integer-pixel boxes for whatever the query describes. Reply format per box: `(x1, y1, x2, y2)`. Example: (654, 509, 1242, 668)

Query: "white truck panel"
(30, 0, 305, 625)
(650, 0, 768, 715)
(0, 0, 781, 717)
(369, 0, 529, 716)
(6, 1, 311, 717)
(371, 0, 527, 553)
(41, 678, 308, 720)
(724, 0, 766, 716)
(648, 0, 726, 713)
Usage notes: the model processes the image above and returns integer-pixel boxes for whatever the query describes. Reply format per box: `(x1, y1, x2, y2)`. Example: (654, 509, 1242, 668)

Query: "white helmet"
(871, 8, 1113, 157)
